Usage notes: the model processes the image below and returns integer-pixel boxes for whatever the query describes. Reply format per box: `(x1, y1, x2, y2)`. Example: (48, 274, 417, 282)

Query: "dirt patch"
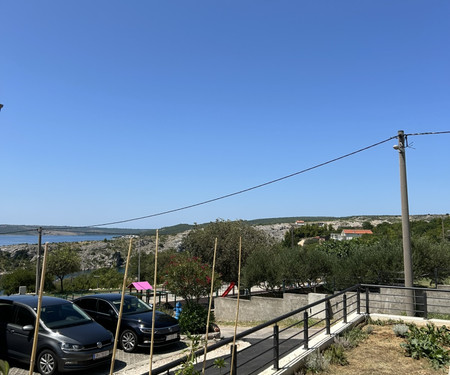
(324, 325, 447, 375)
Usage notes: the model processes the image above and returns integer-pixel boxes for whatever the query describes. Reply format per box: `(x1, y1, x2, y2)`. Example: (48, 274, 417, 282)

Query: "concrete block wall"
(214, 291, 360, 322)
(214, 292, 310, 322)
(364, 288, 450, 317)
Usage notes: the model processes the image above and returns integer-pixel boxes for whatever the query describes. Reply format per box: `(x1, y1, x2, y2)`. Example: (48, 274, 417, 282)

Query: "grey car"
(0, 295, 114, 375)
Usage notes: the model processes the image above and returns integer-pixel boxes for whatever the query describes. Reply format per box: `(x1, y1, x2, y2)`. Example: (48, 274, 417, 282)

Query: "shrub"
(0, 360, 9, 375)
(401, 323, 450, 369)
(305, 349, 330, 373)
(179, 302, 214, 334)
(325, 343, 349, 366)
(392, 324, 409, 337)
(162, 254, 221, 303)
(342, 326, 368, 348)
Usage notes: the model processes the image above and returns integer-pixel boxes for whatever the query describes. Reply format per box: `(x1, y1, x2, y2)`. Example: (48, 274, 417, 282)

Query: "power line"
(89, 135, 399, 228)
(406, 131, 450, 137)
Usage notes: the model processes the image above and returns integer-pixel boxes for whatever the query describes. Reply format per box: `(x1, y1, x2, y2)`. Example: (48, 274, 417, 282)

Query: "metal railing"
(150, 285, 361, 375)
(360, 284, 450, 320)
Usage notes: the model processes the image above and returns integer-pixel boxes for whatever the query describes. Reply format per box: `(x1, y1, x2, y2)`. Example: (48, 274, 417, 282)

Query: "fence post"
(434, 267, 438, 289)
(343, 294, 347, 323)
(303, 311, 309, 350)
(273, 324, 280, 370)
(326, 301, 331, 335)
(365, 288, 370, 315)
(357, 286, 361, 314)
(423, 291, 428, 319)
(230, 344, 237, 375)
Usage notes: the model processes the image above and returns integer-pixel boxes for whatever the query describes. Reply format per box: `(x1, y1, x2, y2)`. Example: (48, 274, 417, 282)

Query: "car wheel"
(120, 329, 138, 352)
(37, 349, 58, 375)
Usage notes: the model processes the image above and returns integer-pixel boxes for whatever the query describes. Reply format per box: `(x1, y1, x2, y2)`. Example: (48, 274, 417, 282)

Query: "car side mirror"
(108, 309, 115, 317)
(22, 325, 34, 332)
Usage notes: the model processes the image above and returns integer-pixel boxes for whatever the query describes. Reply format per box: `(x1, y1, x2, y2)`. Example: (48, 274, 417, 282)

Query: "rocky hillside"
(0, 215, 406, 273)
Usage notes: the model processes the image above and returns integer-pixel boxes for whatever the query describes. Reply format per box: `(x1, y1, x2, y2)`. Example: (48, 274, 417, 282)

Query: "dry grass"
(324, 325, 448, 375)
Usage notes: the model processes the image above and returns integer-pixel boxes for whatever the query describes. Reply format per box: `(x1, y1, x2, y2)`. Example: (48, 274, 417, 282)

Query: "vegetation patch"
(299, 324, 448, 375)
(401, 323, 450, 369)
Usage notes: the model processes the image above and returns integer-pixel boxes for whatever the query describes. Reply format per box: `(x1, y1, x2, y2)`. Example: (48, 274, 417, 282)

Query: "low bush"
(179, 302, 214, 334)
(305, 349, 330, 373)
(392, 323, 409, 337)
(401, 323, 450, 369)
(324, 343, 348, 366)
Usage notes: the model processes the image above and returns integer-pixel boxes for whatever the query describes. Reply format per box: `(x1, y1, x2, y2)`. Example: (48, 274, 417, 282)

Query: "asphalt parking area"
(7, 340, 188, 375)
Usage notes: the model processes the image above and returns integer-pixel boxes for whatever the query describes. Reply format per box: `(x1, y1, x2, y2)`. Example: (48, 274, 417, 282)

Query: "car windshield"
(112, 297, 151, 315)
(40, 303, 92, 329)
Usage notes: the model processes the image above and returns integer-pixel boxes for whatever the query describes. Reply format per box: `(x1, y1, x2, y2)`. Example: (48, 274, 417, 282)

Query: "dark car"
(73, 294, 180, 353)
(0, 295, 114, 375)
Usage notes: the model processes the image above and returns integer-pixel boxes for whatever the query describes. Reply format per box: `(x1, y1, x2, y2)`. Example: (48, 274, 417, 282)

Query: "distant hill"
(0, 225, 147, 236)
(0, 214, 438, 237)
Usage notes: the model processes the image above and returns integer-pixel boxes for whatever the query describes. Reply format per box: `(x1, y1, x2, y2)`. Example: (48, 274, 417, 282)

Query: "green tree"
(362, 221, 374, 230)
(180, 220, 273, 282)
(242, 244, 286, 291)
(412, 237, 450, 284)
(282, 224, 332, 247)
(47, 244, 81, 293)
(129, 249, 176, 283)
(0, 268, 35, 295)
(0, 267, 54, 295)
(162, 254, 221, 303)
(63, 267, 124, 292)
(284, 246, 333, 290)
(328, 238, 403, 289)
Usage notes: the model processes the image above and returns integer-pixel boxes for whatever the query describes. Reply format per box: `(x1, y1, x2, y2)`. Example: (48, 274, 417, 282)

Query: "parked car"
(73, 294, 180, 352)
(0, 295, 114, 375)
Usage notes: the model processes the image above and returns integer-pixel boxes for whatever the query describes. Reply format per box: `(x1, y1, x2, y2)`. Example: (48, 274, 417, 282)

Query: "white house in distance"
(330, 229, 373, 241)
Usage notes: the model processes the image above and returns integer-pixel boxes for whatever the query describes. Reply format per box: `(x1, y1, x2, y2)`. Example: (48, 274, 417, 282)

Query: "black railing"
(360, 284, 450, 320)
(148, 283, 450, 374)
(150, 285, 361, 375)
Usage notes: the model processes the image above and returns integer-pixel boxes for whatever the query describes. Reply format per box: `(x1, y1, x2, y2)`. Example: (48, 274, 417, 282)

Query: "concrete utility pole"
(35, 227, 42, 294)
(396, 130, 414, 288)
(395, 130, 414, 315)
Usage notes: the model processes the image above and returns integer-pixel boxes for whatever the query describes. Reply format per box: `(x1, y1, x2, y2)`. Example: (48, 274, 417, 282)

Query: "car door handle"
(7, 328, 15, 333)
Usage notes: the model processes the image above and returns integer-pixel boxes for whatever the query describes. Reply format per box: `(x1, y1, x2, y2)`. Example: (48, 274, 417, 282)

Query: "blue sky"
(1, 1, 449, 229)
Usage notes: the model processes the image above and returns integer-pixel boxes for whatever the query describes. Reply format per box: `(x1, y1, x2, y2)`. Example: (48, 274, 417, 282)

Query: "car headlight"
(61, 342, 84, 352)
(139, 325, 152, 334)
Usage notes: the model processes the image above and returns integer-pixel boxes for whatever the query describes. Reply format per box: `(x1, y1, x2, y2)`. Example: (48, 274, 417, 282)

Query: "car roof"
(0, 295, 71, 309)
(76, 293, 135, 302)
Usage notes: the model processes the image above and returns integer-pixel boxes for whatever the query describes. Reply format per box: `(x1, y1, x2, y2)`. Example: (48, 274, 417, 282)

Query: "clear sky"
(1, 1, 449, 230)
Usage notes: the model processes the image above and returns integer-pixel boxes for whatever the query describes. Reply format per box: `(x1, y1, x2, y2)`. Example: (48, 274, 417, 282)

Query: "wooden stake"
(230, 237, 242, 375)
(29, 242, 49, 375)
(109, 238, 133, 375)
(149, 229, 159, 375)
(202, 238, 218, 374)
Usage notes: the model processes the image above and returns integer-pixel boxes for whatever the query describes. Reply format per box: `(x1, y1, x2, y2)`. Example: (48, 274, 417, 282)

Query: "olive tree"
(162, 253, 221, 303)
(180, 219, 273, 282)
(47, 244, 81, 292)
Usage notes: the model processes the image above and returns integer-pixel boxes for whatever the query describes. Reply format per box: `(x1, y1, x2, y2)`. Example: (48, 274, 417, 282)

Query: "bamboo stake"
(29, 242, 49, 375)
(230, 237, 242, 375)
(149, 229, 159, 375)
(109, 238, 133, 375)
(202, 238, 218, 374)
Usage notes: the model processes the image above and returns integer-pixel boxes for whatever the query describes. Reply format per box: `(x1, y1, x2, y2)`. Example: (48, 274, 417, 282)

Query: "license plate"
(166, 333, 178, 341)
(93, 350, 109, 360)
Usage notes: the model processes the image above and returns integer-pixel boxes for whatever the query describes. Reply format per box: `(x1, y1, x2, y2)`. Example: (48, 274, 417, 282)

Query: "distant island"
(0, 214, 443, 237)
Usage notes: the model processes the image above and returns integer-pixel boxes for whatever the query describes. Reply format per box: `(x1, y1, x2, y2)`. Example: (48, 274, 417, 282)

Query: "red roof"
(343, 229, 373, 235)
(127, 281, 152, 291)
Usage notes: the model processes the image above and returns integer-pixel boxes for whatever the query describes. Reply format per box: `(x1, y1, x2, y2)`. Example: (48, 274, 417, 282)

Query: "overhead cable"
(89, 135, 398, 227)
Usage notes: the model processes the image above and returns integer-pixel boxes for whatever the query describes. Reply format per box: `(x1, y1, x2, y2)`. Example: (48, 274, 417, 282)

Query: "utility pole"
(395, 130, 414, 315)
(35, 227, 42, 294)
